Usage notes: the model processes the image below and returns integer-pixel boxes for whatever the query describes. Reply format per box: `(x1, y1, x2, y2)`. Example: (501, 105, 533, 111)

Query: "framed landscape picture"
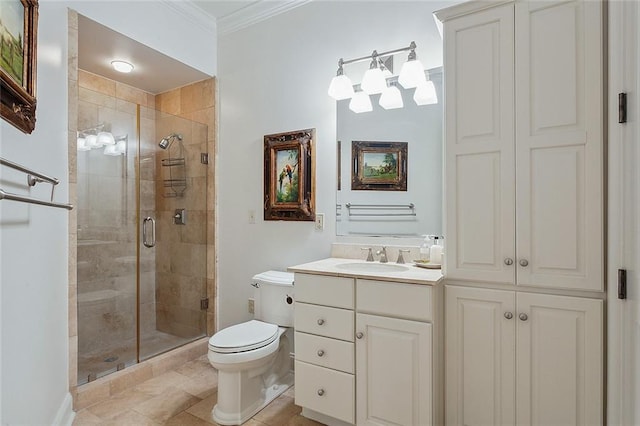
(0, 0, 38, 134)
(264, 129, 316, 221)
(351, 141, 408, 191)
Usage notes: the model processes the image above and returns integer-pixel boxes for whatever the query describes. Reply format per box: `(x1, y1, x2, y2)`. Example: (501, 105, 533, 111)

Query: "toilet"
(208, 270, 295, 425)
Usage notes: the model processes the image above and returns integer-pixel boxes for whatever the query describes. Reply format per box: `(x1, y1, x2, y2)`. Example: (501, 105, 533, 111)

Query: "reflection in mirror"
(336, 68, 442, 237)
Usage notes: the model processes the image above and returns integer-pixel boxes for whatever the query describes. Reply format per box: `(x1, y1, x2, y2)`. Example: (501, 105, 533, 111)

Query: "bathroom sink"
(335, 262, 409, 273)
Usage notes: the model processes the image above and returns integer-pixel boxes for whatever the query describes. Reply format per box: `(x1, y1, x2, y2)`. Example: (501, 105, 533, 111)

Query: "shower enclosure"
(76, 94, 209, 384)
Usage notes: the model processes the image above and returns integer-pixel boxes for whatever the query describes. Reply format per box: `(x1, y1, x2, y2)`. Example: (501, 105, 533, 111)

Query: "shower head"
(158, 133, 183, 150)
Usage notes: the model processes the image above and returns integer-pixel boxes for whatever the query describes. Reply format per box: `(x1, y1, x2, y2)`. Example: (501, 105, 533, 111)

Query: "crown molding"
(159, 0, 217, 35)
(217, 0, 313, 36)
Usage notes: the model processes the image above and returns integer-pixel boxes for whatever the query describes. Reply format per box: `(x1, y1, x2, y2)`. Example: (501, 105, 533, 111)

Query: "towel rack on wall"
(0, 157, 73, 210)
(345, 203, 416, 217)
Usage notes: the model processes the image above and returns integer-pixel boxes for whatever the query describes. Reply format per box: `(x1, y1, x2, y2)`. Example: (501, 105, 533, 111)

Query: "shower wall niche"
(76, 70, 214, 385)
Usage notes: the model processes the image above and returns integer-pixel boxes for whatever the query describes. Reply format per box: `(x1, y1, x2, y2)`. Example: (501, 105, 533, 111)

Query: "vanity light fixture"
(111, 60, 134, 73)
(329, 41, 432, 112)
(103, 135, 127, 156)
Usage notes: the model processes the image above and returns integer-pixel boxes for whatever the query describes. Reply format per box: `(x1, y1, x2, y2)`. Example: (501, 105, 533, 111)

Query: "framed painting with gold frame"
(0, 0, 38, 134)
(351, 140, 408, 191)
(264, 128, 315, 221)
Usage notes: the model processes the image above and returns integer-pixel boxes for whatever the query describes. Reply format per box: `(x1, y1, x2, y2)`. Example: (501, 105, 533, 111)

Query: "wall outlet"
(248, 298, 255, 314)
(315, 213, 324, 231)
(248, 210, 256, 224)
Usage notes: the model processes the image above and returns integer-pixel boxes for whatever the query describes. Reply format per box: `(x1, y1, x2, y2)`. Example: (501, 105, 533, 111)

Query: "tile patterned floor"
(73, 355, 324, 425)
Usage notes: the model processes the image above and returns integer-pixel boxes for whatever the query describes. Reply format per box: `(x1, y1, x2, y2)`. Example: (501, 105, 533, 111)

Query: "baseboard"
(52, 392, 75, 426)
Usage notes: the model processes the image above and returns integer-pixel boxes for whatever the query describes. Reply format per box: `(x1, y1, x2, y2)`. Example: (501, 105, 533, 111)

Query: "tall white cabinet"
(436, 0, 605, 424)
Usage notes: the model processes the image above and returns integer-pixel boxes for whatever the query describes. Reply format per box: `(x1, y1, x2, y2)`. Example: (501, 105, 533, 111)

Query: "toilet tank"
(252, 270, 294, 327)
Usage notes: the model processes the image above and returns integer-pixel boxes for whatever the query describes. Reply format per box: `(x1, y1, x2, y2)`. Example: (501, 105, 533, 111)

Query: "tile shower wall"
(77, 70, 158, 377)
(154, 79, 216, 338)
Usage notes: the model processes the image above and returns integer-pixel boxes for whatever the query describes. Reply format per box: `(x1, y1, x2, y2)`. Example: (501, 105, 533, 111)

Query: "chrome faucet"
(397, 249, 410, 264)
(361, 247, 374, 262)
(376, 246, 388, 263)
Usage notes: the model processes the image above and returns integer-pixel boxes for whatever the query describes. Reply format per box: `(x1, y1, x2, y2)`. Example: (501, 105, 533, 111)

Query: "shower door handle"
(143, 217, 156, 248)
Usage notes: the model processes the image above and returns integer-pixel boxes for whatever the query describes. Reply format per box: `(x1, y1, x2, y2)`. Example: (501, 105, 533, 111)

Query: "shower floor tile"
(73, 354, 324, 426)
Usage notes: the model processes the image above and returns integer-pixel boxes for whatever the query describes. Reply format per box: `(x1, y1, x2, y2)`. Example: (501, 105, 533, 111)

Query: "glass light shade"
(398, 59, 427, 89)
(361, 68, 386, 95)
(379, 86, 404, 110)
(103, 144, 119, 156)
(77, 137, 90, 151)
(414, 80, 438, 105)
(328, 74, 355, 100)
(115, 139, 127, 155)
(85, 134, 100, 148)
(97, 131, 115, 145)
(349, 92, 373, 113)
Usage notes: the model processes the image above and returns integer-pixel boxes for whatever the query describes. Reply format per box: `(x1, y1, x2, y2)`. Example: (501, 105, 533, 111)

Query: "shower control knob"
(317, 350, 325, 357)
(356, 332, 364, 339)
(317, 319, 325, 326)
(317, 389, 325, 396)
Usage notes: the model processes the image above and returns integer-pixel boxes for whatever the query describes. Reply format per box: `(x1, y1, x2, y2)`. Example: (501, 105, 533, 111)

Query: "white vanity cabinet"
(439, 0, 604, 292)
(445, 285, 603, 425)
(291, 267, 443, 426)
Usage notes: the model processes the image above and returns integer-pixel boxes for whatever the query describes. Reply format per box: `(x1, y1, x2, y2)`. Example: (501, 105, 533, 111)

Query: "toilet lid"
(209, 320, 279, 353)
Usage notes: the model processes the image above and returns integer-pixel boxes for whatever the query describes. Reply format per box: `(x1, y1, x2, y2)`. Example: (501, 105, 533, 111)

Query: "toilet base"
(212, 371, 293, 425)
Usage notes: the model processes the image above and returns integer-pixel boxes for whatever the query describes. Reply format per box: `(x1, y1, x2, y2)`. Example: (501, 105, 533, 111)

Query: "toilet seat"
(209, 320, 278, 354)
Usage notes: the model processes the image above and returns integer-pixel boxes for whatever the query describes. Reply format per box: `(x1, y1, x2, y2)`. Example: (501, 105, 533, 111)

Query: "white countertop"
(288, 257, 444, 285)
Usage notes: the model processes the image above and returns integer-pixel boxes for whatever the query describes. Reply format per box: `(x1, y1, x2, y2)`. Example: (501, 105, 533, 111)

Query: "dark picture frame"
(264, 128, 315, 221)
(0, 0, 38, 134)
(351, 140, 408, 191)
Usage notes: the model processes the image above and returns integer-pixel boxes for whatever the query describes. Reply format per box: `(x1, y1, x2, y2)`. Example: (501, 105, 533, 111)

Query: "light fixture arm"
(340, 41, 418, 67)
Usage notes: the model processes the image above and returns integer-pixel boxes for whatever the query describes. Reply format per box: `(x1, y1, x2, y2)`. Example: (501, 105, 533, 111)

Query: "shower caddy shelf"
(160, 145, 187, 198)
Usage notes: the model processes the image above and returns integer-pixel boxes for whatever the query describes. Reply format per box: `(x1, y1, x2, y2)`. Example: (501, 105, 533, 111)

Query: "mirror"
(336, 68, 443, 237)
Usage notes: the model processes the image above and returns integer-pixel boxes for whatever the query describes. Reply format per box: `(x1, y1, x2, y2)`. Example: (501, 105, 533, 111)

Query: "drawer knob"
(519, 313, 528, 321)
(317, 349, 325, 357)
(504, 312, 513, 320)
(519, 259, 529, 267)
(317, 389, 325, 396)
(317, 318, 325, 326)
(356, 332, 364, 339)
(504, 258, 514, 266)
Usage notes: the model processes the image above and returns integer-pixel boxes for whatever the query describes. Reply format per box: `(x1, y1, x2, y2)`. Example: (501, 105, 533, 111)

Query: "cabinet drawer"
(357, 279, 432, 321)
(295, 331, 354, 374)
(295, 302, 354, 341)
(295, 273, 354, 309)
(295, 360, 355, 424)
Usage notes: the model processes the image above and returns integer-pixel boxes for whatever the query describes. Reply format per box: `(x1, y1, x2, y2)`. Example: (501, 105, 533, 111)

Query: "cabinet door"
(445, 286, 516, 425)
(515, 0, 603, 290)
(444, 3, 516, 284)
(356, 313, 431, 426)
(516, 292, 603, 425)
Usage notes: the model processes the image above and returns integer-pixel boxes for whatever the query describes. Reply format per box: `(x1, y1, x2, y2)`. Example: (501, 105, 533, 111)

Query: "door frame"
(607, 1, 640, 424)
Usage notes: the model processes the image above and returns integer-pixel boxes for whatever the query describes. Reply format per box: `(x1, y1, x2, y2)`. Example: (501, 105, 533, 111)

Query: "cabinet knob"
(317, 319, 325, 326)
(317, 349, 325, 357)
(317, 389, 325, 396)
(519, 259, 529, 267)
(519, 313, 528, 321)
(504, 258, 514, 266)
(356, 332, 364, 339)
(504, 312, 513, 320)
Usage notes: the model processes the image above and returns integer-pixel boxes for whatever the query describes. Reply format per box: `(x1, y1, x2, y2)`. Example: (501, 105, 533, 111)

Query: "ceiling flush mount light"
(329, 41, 428, 112)
(111, 60, 134, 73)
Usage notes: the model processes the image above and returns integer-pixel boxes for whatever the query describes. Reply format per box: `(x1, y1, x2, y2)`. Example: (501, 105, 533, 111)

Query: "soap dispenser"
(420, 235, 431, 262)
(429, 236, 443, 265)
